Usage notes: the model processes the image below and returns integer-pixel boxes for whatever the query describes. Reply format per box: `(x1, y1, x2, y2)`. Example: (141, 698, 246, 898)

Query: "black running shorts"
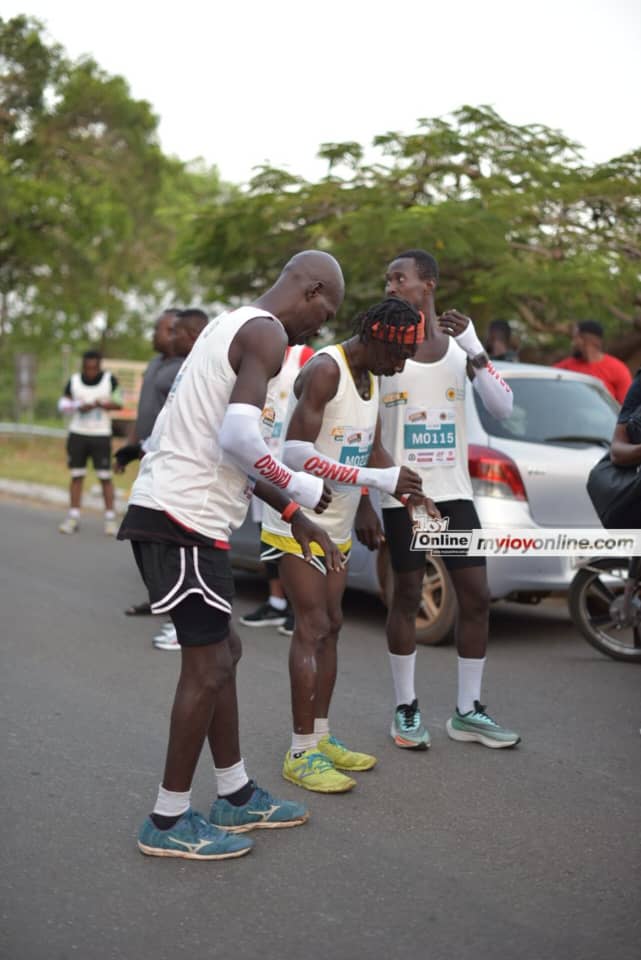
(66, 433, 112, 476)
(383, 499, 486, 573)
(132, 541, 234, 646)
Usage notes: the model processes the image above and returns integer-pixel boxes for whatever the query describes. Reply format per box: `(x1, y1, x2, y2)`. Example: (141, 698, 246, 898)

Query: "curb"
(0, 478, 126, 514)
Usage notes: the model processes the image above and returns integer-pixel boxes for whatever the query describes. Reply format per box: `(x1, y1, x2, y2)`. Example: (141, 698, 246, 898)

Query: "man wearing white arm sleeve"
(116, 250, 346, 862)
(356, 249, 520, 754)
(261, 297, 439, 794)
(281, 438, 400, 494)
(219, 404, 324, 509)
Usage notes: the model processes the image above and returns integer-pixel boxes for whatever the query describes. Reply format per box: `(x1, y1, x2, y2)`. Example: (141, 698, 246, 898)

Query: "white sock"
(291, 732, 317, 756)
(214, 759, 249, 796)
(69, 508, 80, 519)
(105, 510, 116, 520)
(388, 651, 417, 706)
(268, 595, 287, 611)
(457, 657, 486, 714)
(153, 784, 191, 817)
(313, 718, 330, 742)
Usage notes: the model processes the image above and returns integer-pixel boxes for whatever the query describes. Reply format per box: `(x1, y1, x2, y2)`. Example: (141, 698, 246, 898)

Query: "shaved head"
(280, 250, 344, 301)
(257, 249, 344, 345)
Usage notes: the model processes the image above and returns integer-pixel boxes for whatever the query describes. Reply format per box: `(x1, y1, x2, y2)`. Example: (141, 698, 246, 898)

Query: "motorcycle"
(568, 555, 641, 663)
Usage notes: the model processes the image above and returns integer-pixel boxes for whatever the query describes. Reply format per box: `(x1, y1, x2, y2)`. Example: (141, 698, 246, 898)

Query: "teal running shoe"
(137, 808, 253, 860)
(390, 699, 431, 749)
(446, 701, 520, 749)
(210, 781, 309, 833)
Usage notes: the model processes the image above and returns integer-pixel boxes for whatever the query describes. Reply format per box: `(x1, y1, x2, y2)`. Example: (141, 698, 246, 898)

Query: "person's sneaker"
(239, 601, 288, 628)
(317, 734, 377, 771)
(104, 517, 118, 536)
(277, 613, 295, 637)
(446, 701, 521, 749)
(282, 748, 356, 793)
(390, 699, 431, 750)
(59, 516, 79, 534)
(137, 808, 253, 860)
(152, 622, 179, 651)
(210, 780, 309, 833)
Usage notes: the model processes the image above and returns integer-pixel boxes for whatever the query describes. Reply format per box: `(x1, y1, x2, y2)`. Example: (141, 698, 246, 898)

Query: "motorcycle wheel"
(568, 557, 641, 663)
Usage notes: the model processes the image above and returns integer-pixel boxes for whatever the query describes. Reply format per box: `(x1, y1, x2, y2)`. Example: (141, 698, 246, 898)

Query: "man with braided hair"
(356, 249, 520, 751)
(261, 297, 440, 793)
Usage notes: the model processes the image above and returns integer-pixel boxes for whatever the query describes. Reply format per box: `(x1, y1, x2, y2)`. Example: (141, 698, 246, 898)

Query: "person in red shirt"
(554, 320, 632, 403)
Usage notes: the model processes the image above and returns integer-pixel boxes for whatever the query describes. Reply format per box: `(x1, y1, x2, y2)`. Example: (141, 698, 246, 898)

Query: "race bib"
(403, 407, 456, 466)
(332, 425, 375, 467)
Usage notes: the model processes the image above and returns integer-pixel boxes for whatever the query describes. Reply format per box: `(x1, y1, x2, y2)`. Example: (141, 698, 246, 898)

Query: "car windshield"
(474, 376, 619, 445)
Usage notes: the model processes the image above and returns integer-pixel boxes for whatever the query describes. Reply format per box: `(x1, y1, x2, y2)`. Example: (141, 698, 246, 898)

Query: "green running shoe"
(390, 699, 431, 750)
(317, 734, 377, 771)
(137, 808, 253, 860)
(283, 748, 356, 793)
(446, 701, 520, 749)
(210, 781, 309, 833)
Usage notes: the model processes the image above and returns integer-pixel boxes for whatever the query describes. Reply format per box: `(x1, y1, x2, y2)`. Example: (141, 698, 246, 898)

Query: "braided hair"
(355, 297, 424, 348)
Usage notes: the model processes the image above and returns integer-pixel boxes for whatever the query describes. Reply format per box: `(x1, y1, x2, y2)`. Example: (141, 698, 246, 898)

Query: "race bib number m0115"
(403, 407, 456, 466)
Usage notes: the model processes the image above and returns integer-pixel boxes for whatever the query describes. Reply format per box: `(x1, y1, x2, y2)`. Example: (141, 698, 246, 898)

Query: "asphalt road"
(1, 499, 640, 960)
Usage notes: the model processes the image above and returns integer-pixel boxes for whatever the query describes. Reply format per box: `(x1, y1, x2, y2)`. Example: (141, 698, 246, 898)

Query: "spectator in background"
(58, 350, 123, 536)
(485, 320, 519, 362)
(554, 320, 632, 403)
(113, 308, 180, 479)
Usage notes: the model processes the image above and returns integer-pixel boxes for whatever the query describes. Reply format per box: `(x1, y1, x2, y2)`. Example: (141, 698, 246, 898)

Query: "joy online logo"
(410, 514, 472, 555)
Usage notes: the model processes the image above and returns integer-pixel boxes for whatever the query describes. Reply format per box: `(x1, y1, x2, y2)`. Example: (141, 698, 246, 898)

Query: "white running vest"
(68, 371, 114, 436)
(129, 305, 279, 541)
(261, 345, 313, 452)
(262, 344, 379, 549)
(379, 338, 473, 507)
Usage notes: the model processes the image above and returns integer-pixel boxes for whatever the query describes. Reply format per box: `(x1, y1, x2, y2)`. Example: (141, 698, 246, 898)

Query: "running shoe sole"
(446, 719, 520, 749)
(218, 811, 310, 833)
(391, 732, 430, 750)
(137, 841, 251, 860)
(282, 772, 355, 793)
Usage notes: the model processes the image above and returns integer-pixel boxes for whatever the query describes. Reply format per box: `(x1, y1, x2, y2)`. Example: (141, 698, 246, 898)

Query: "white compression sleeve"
(283, 440, 400, 495)
(454, 320, 485, 358)
(472, 362, 513, 420)
(219, 404, 324, 509)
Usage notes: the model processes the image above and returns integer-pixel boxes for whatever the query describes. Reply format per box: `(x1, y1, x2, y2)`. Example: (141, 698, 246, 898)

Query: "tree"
(183, 106, 641, 354)
(0, 15, 183, 353)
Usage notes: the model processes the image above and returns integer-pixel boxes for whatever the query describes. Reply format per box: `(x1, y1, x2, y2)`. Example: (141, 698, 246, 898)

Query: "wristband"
(361, 486, 370, 496)
(281, 501, 300, 523)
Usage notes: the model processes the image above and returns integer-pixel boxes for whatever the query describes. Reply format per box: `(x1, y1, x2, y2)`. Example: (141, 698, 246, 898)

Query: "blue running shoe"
(446, 701, 520, 749)
(210, 781, 309, 833)
(137, 808, 253, 860)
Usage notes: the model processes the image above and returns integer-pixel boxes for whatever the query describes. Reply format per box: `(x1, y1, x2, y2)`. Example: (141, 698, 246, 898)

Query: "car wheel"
(377, 545, 457, 646)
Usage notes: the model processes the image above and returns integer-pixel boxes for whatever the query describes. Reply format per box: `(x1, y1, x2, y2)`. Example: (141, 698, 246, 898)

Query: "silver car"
(230, 363, 619, 643)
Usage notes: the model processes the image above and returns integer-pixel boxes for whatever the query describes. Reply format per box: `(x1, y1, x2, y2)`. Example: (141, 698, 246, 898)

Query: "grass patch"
(0, 435, 132, 493)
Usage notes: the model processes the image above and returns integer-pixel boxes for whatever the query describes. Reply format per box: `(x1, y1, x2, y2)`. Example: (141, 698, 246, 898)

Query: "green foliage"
(182, 105, 641, 345)
(1, 15, 640, 425)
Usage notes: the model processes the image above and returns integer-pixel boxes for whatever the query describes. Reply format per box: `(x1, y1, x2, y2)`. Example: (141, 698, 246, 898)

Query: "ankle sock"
(268, 595, 287, 611)
(291, 732, 317, 756)
(388, 651, 417, 706)
(457, 656, 486, 714)
(313, 718, 330, 741)
(215, 758, 249, 797)
(151, 784, 191, 830)
(220, 779, 254, 807)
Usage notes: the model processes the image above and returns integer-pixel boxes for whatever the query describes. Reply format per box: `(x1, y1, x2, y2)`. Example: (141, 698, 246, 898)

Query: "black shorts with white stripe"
(131, 541, 234, 646)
